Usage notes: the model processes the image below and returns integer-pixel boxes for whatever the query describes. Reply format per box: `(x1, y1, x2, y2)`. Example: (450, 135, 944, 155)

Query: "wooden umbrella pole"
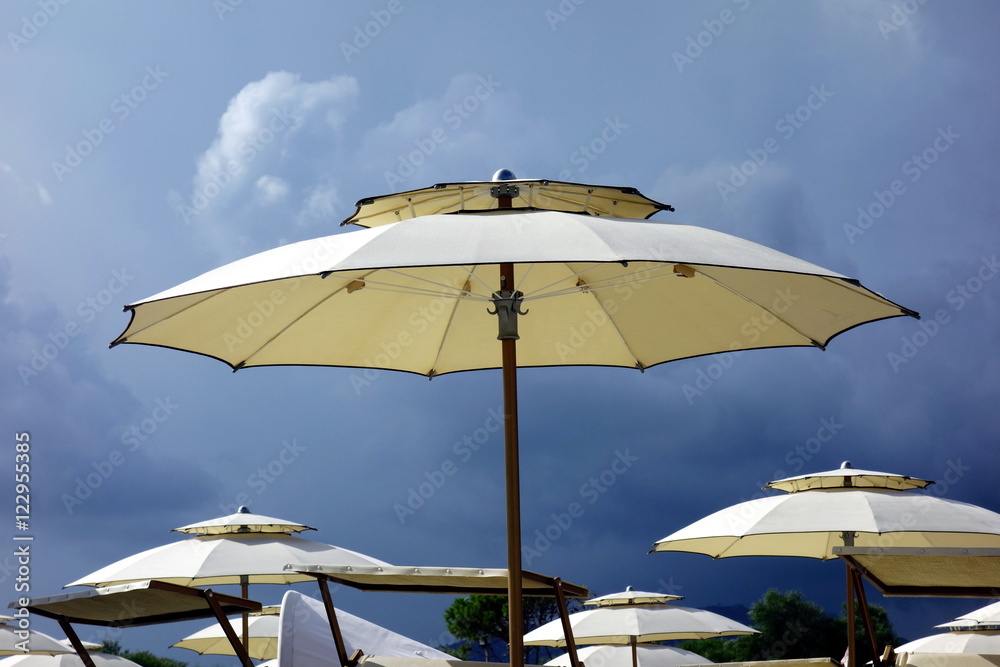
(846, 565, 856, 667)
(241, 578, 250, 651)
(500, 260, 524, 667)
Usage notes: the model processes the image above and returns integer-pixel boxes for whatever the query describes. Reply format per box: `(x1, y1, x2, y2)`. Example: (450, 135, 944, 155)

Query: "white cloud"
(298, 179, 341, 223)
(189, 71, 359, 213)
(255, 175, 289, 205)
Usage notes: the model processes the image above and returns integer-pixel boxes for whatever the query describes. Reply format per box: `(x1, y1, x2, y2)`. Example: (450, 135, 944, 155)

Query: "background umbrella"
(65, 507, 388, 650)
(111, 174, 916, 666)
(171, 605, 281, 661)
(524, 586, 753, 667)
(896, 630, 1000, 655)
(938, 603, 1000, 631)
(651, 462, 1000, 667)
(0, 654, 143, 667)
(0, 625, 70, 657)
(546, 644, 712, 667)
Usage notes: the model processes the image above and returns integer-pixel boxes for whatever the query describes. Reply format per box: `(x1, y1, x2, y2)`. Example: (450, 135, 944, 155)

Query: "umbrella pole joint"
(488, 290, 528, 340)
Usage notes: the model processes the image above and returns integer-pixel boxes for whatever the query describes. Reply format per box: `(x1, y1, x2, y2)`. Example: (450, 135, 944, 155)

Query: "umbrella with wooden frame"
(111, 172, 918, 667)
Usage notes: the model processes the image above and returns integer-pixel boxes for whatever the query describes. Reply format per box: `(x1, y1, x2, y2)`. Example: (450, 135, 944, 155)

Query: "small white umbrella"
(0, 654, 142, 667)
(523, 604, 756, 646)
(652, 462, 1000, 667)
(65, 508, 387, 653)
(172, 605, 281, 660)
(896, 630, 1000, 655)
(546, 644, 712, 667)
(937, 603, 1000, 631)
(0, 626, 70, 656)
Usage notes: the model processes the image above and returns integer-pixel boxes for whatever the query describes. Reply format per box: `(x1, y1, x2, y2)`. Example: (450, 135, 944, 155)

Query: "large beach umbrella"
(524, 586, 753, 667)
(110, 174, 916, 666)
(651, 462, 1000, 667)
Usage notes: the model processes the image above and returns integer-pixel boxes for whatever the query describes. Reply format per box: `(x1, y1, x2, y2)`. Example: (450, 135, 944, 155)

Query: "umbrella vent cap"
(841, 461, 854, 469)
(492, 168, 516, 181)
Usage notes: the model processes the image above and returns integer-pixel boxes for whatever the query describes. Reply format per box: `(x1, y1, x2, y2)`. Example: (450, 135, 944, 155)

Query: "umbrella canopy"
(65, 531, 388, 588)
(938, 603, 1000, 631)
(172, 605, 281, 661)
(651, 462, 1000, 667)
(111, 174, 916, 667)
(0, 627, 70, 657)
(276, 590, 452, 663)
(585, 587, 683, 607)
(546, 644, 711, 667)
(523, 602, 756, 646)
(897, 631, 1000, 655)
(651, 463, 1000, 559)
(172, 506, 315, 535)
(0, 654, 142, 667)
(113, 209, 915, 374)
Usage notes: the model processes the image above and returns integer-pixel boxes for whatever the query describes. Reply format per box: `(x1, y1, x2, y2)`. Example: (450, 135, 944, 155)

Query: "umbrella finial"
(492, 168, 516, 181)
(841, 461, 854, 470)
(238, 506, 251, 514)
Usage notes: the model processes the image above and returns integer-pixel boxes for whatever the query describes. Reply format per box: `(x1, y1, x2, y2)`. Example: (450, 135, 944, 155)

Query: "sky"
(2, 1, 1000, 664)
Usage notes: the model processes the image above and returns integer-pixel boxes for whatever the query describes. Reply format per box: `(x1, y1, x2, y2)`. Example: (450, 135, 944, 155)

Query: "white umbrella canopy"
(0, 654, 142, 667)
(896, 631, 1000, 655)
(172, 605, 281, 660)
(172, 506, 315, 535)
(651, 463, 1000, 559)
(65, 531, 389, 588)
(585, 587, 684, 607)
(113, 209, 915, 374)
(0, 626, 71, 656)
(937, 603, 1000, 631)
(545, 644, 712, 667)
(523, 603, 757, 646)
(111, 175, 917, 667)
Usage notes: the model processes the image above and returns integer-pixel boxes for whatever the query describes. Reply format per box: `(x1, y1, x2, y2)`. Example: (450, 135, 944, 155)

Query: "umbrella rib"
(695, 268, 826, 349)
(235, 272, 378, 369)
(427, 267, 478, 376)
(525, 263, 681, 301)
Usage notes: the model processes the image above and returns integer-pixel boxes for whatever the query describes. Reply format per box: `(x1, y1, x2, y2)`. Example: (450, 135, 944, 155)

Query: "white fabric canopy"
(524, 603, 756, 646)
(66, 533, 389, 587)
(546, 644, 711, 667)
(276, 590, 451, 666)
(897, 631, 1000, 655)
(653, 488, 1000, 559)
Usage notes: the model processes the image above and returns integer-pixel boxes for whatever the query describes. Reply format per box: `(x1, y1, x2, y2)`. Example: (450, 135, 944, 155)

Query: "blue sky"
(3, 1, 1000, 663)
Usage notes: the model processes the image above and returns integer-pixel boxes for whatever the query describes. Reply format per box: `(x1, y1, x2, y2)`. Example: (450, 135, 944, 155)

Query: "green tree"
(681, 589, 899, 663)
(443, 595, 572, 664)
(97, 640, 187, 667)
